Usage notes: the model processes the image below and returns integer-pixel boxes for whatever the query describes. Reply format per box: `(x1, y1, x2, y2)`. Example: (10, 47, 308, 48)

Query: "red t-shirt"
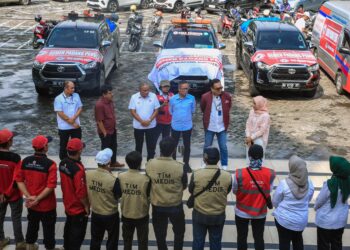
(59, 158, 88, 216)
(15, 153, 57, 212)
(95, 97, 116, 135)
(0, 151, 22, 202)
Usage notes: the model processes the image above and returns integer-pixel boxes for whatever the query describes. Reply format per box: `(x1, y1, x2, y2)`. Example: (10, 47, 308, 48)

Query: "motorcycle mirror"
(218, 43, 226, 50)
(243, 41, 253, 48)
(153, 41, 163, 48)
(37, 39, 45, 45)
(101, 40, 112, 47)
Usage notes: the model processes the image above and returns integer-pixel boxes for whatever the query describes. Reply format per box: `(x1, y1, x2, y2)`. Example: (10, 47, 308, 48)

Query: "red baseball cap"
(66, 138, 85, 151)
(32, 135, 52, 149)
(0, 129, 15, 144)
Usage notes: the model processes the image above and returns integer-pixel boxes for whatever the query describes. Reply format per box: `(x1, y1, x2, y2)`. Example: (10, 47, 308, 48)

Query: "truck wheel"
(303, 88, 317, 98)
(222, 27, 230, 38)
(335, 71, 345, 95)
(94, 68, 105, 95)
(235, 45, 242, 70)
(112, 47, 119, 70)
(35, 86, 49, 96)
(107, 0, 119, 12)
(20, 0, 30, 5)
(174, 1, 183, 13)
(249, 69, 260, 96)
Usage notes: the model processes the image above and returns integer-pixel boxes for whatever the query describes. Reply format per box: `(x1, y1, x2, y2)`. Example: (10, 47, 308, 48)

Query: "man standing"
(129, 83, 160, 161)
(295, 11, 310, 34)
(59, 138, 89, 250)
(169, 81, 196, 173)
(200, 79, 232, 170)
(86, 148, 121, 250)
(189, 147, 232, 250)
(146, 137, 187, 250)
(15, 135, 57, 250)
(0, 129, 25, 249)
(95, 85, 124, 168)
(155, 80, 174, 141)
(54, 81, 83, 160)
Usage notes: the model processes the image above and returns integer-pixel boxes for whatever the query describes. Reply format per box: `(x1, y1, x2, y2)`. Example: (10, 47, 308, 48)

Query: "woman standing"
(272, 155, 314, 250)
(314, 156, 350, 250)
(245, 96, 271, 162)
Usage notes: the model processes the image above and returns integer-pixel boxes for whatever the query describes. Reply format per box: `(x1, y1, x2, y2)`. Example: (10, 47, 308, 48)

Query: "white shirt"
(54, 92, 83, 130)
(314, 181, 349, 229)
(128, 92, 160, 129)
(295, 18, 306, 32)
(272, 179, 314, 231)
(208, 95, 225, 133)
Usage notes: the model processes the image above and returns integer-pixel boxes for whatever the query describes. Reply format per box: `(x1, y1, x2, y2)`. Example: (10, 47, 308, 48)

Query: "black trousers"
(171, 129, 192, 165)
(26, 209, 56, 249)
(99, 129, 117, 164)
(275, 219, 304, 250)
(63, 213, 88, 250)
(155, 123, 171, 142)
(152, 208, 185, 250)
(58, 128, 82, 160)
(0, 198, 24, 243)
(317, 226, 344, 250)
(235, 215, 266, 250)
(134, 128, 157, 161)
(90, 212, 119, 250)
(122, 215, 149, 250)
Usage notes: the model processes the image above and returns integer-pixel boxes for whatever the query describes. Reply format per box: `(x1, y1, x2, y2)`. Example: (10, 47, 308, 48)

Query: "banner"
(319, 18, 343, 58)
(251, 50, 317, 65)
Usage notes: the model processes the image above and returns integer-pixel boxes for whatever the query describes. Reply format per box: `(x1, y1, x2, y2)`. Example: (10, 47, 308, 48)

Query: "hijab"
(253, 96, 268, 114)
(286, 155, 309, 199)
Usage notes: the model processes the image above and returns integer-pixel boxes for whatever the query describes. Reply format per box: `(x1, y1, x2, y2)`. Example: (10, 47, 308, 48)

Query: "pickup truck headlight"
(256, 62, 273, 71)
(82, 61, 97, 70)
(307, 64, 319, 72)
(33, 60, 43, 69)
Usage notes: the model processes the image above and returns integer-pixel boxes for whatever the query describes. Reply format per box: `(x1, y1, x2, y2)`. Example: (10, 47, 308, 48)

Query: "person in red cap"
(15, 135, 58, 250)
(0, 129, 26, 249)
(59, 138, 89, 250)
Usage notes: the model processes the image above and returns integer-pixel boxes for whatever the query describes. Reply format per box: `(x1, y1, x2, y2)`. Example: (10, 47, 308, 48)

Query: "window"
(257, 30, 307, 50)
(342, 30, 350, 49)
(46, 28, 98, 48)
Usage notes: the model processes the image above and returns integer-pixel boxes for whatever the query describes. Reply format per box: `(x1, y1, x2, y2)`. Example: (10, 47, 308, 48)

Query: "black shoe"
(184, 163, 192, 173)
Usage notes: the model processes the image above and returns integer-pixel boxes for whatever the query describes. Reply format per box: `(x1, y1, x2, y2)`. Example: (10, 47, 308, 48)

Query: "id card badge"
(218, 110, 222, 116)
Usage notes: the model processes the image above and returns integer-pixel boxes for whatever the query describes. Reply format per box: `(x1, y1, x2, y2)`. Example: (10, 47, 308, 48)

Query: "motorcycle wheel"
(148, 24, 157, 37)
(140, 0, 150, 9)
(32, 36, 40, 49)
(222, 27, 230, 39)
(128, 37, 139, 52)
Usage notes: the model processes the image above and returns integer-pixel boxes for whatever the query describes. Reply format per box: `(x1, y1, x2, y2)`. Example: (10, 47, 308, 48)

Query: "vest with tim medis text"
(146, 157, 185, 207)
(235, 167, 275, 217)
(193, 165, 232, 215)
(86, 168, 118, 216)
(118, 169, 150, 219)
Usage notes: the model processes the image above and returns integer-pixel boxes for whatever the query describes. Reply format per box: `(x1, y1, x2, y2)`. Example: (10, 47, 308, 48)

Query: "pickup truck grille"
(42, 63, 83, 79)
(271, 66, 310, 81)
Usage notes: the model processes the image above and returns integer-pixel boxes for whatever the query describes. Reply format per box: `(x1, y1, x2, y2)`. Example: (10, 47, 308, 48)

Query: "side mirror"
(244, 41, 254, 53)
(37, 39, 45, 45)
(306, 41, 315, 50)
(153, 41, 163, 48)
(102, 40, 112, 47)
(339, 47, 350, 55)
(218, 42, 226, 50)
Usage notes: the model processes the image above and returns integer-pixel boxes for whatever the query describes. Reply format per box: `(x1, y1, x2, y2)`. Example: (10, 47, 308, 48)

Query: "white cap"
(304, 11, 310, 18)
(95, 148, 113, 165)
(263, 9, 270, 17)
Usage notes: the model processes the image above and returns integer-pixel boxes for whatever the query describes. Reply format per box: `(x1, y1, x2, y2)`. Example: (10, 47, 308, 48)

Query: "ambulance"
(312, 1, 350, 95)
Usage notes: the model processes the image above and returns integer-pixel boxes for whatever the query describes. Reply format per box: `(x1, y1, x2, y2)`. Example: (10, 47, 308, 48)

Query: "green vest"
(118, 169, 150, 219)
(86, 168, 118, 216)
(193, 165, 232, 215)
(146, 157, 185, 207)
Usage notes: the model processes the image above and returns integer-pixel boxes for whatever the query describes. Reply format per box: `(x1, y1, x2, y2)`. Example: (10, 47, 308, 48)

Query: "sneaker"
(184, 163, 192, 173)
(16, 241, 26, 250)
(26, 243, 39, 250)
(0, 237, 10, 249)
(221, 165, 228, 170)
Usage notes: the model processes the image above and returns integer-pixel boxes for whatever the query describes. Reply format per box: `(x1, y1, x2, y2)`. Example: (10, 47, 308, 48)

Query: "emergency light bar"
(171, 18, 211, 25)
(65, 10, 105, 20)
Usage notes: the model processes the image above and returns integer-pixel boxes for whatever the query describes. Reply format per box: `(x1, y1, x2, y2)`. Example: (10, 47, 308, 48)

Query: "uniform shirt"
(15, 153, 57, 212)
(314, 181, 349, 229)
(208, 96, 225, 133)
(54, 92, 83, 130)
(95, 96, 116, 135)
(59, 158, 88, 216)
(128, 92, 160, 129)
(169, 94, 196, 131)
(272, 179, 314, 231)
(0, 151, 21, 202)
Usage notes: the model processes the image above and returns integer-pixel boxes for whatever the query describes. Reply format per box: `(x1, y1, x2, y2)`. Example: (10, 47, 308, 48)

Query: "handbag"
(186, 169, 221, 208)
(246, 167, 273, 209)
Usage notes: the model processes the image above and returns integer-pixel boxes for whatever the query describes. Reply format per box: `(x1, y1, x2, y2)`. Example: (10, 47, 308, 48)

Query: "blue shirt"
(169, 94, 196, 131)
(106, 18, 117, 33)
(54, 92, 83, 130)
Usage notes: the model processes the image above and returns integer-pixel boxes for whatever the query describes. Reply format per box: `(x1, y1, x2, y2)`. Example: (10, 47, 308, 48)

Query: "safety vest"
(235, 167, 275, 217)
(156, 93, 174, 125)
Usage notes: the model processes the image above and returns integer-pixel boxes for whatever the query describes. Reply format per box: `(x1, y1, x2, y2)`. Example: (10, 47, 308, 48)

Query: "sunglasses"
(213, 87, 223, 90)
(179, 88, 189, 90)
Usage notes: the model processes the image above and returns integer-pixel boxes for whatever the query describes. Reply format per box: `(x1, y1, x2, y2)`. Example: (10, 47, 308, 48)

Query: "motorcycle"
(148, 8, 163, 37)
(180, 6, 191, 19)
(33, 15, 57, 49)
(128, 13, 143, 52)
(217, 7, 241, 38)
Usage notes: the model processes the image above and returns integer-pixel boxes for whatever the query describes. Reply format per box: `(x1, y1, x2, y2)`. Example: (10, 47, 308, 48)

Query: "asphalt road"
(0, 0, 349, 161)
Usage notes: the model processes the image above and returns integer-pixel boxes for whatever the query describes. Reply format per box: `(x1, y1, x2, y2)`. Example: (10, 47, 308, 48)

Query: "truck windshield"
(257, 31, 307, 50)
(46, 28, 98, 48)
(164, 29, 216, 49)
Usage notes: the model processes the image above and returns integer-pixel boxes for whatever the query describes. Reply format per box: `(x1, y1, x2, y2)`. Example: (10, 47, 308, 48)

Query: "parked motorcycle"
(148, 8, 163, 37)
(128, 13, 143, 52)
(217, 7, 241, 38)
(33, 15, 57, 49)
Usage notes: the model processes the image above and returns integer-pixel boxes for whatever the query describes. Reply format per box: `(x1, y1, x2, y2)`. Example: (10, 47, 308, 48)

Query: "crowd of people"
(0, 79, 349, 250)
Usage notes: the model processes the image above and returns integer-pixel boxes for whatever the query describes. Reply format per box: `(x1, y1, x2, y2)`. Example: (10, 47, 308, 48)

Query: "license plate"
(52, 81, 64, 87)
(282, 83, 300, 89)
(209, 4, 216, 8)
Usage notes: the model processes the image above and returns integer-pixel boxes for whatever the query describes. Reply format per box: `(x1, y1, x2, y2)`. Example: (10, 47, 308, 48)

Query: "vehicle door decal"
(319, 18, 343, 58)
